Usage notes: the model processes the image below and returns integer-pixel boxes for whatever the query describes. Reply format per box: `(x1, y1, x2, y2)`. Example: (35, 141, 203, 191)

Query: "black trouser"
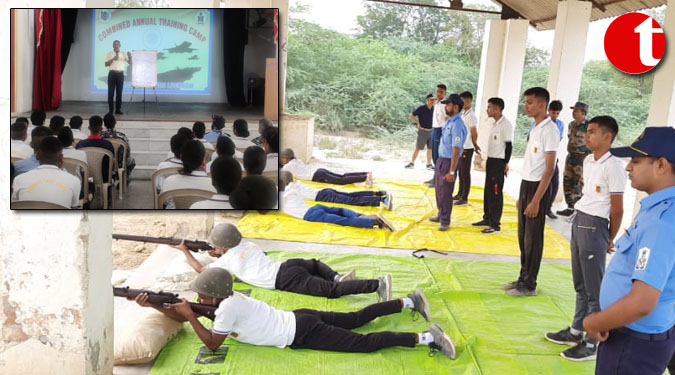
(456, 148, 474, 201)
(108, 71, 124, 113)
(483, 158, 505, 229)
(545, 162, 559, 213)
(312, 168, 368, 185)
(291, 300, 416, 352)
(275, 259, 379, 298)
(668, 352, 675, 374)
(517, 180, 551, 291)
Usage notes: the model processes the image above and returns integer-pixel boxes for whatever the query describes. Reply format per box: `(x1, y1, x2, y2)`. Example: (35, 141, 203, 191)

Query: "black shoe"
(115, 110, 123, 115)
(454, 200, 468, 206)
(405, 162, 414, 169)
(481, 227, 499, 234)
(545, 327, 583, 346)
(453, 195, 461, 201)
(546, 210, 558, 219)
(429, 216, 440, 223)
(556, 208, 575, 217)
(426, 163, 434, 170)
(561, 342, 597, 361)
(472, 219, 489, 227)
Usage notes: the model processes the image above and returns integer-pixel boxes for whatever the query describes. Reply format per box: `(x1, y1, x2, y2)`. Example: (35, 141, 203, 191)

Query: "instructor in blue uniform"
(583, 126, 675, 375)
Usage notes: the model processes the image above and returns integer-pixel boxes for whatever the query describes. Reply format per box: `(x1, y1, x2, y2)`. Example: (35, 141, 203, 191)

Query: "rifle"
(112, 234, 213, 252)
(113, 286, 216, 320)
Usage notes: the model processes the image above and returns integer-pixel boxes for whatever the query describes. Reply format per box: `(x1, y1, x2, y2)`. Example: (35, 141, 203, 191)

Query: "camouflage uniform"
(563, 119, 590, 208)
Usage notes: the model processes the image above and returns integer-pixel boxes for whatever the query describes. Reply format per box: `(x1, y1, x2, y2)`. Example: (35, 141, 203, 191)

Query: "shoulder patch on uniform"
(455, 136, 460, 144)
(635, 247, 651, 271)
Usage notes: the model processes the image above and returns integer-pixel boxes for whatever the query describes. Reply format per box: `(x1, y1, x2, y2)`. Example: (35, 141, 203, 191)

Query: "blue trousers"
(303, 205, 375, 228)
(312, 168, 367, 185)
(431, 128, 442, 165)
(316, 189, 381, 207)
(434, 157, 456, 226)
(596, 326, 675, 375)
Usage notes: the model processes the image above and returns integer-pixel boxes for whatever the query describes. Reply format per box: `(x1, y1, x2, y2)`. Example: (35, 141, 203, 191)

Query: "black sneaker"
(561, 342, 597, 361)
(453, 195, 461, 201)
(454, 200, 468, 206)
(115, 110, 124, 115)
(545, 327, 583, 346)
(408, 289, 431, 321)
(481, 227, 499, 234)
(556, 208, 575, 217)
(405, 162, 414, 169)
(428, 323, 456, 359)
(546, 210, 558, 219)
(472, 219, 489, 227)
(429, 216, 440, 223)
(426, 163, 434, 170)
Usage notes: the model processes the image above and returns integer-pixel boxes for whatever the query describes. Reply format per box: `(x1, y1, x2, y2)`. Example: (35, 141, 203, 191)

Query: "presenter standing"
(104, 40, 131, 115)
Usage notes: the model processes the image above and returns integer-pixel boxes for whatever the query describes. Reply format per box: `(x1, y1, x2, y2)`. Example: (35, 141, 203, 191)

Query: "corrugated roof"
(492, 0, 666, 30)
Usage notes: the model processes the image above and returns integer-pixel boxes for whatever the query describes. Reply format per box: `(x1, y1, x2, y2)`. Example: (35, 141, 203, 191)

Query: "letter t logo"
(634, 17, 664, 66)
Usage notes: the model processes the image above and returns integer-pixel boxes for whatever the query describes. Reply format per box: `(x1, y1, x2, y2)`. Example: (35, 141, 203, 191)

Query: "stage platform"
(12, 101, 266, 122)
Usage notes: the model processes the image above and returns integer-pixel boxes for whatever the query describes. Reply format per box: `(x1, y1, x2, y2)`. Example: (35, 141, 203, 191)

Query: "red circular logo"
(604, 12, 666, 74)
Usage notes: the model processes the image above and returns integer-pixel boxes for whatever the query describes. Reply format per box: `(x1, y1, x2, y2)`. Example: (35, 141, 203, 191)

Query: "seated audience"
(261, 126, 279, 172)
(166, 127, 196, 159)
(207, 136, 243, 171)
(69, 115, 86, 140)
(12, 136, 80, 208)
(243, 146, 267, 175)
(229, 175, 279, 210)
(26, 109, 47, 145)
(58, 127, 89, 167)
(49, 115, 66, 135)
(76, 115, 115, 183)
(11, 122, 33, 159)
(190, 156, 242, 209)
(156, 133, 189, 193)
(276, 172, 394, 230)
(204, 114, 230, 142)
(14, 126, 53, 176)
(232, 119, 255, 149)
(102, 113, 136, 179)
(193, 121, 215, 151)
(161, 140, 216, 208)
(251, 117, 273, 145)
(281, 148, 372, 186)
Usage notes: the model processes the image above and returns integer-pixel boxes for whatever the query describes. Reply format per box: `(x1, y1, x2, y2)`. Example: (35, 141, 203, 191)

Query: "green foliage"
(318, 138, 337, 150)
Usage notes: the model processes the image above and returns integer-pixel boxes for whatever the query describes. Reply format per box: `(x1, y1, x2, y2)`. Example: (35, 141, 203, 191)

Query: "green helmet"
(190, 268, 234, 298)
(209, 223, 242, 248)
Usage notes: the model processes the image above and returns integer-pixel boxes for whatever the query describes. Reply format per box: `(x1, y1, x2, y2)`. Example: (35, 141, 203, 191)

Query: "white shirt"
(161, 170, 215, 194)
(521, 117, 560, 182)
(281, 158, 315, 181)
(574, 152, 626, 220)
(105, 50, 129, 71)
(190, 194, 233, 209)
(207, 159, 244, 173)
(26, 125, 36, 145)
(11, 140, 33, 159)
(486, 116, 514, 159)
(461, 108, 478, 149)
(432, 101, 448, 128)
(62, 146, 88, 165)
(212, 291, 296, 348)
(207, 241, 281, 289)
(70, 128, 86, 140)
(12, 164, 81, 208)
(286, 181, 319, 201)
(264, 153, 279, 172)
(280, 190, 311, 219)
(155, 158, 183, 192)
(199, 139, 215, 151)
(232, 136, 255, 150)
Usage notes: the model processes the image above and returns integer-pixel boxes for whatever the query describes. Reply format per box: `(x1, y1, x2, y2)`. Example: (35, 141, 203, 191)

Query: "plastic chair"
(157, 189, 216, 209)
(151, 167, 181, 209)
(11, 200, 70, 209)
(62, 157, 92, 209)
(108, 138, 129, 200)
(204, 148, 215, 164)
(80, 147, 115, 209)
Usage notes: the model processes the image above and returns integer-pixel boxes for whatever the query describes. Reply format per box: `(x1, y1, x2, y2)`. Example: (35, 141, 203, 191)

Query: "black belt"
(109, 70, 124, 73)
(616, 326, 675, 341)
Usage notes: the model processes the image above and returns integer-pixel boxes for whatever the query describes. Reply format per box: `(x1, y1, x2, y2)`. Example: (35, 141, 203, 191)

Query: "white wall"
(60, 9, 276, 103)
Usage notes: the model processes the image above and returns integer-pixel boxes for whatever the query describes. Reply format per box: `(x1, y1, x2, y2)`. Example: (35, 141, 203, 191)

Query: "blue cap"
(441, 93, 463, 107)
(610, 126, 675, 163)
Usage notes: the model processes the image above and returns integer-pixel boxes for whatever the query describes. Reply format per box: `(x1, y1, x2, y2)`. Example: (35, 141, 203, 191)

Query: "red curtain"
(33, 9, 62, 111)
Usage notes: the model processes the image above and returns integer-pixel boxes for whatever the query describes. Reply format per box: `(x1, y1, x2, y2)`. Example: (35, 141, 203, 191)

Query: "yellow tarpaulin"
(239, 179, 570, 259)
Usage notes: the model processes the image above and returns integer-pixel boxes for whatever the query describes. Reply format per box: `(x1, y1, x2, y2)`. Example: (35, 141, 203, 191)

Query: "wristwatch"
(449, 171, 455, 175)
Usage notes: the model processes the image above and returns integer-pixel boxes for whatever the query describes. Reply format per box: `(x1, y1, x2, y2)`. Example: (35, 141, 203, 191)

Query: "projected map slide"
(91, 9, 213, 95)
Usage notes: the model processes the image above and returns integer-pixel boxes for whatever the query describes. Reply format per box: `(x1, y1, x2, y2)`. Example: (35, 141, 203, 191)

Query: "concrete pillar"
(0, 213, 114, 375)
(280, 114, 315, 163)
(475, 18, 529, 170)
(646, 0, 675, 127)
(546, 0, 592, 203)
(9, 9, 35, 114)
